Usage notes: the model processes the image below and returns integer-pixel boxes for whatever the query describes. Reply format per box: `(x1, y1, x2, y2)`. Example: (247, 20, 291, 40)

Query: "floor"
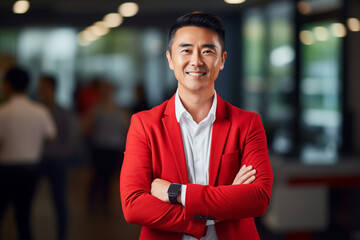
(0, 166, 141, 240)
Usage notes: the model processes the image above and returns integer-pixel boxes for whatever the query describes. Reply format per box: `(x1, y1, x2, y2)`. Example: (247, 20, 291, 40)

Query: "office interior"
(0, 0, 360, 239)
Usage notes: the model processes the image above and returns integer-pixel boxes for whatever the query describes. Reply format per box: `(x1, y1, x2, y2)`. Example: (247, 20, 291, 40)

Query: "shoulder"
(28, 100, 49, 113)
(220, 99, 263, 130)
(223, 100, 259, 120)
(25, 100, 54, 121)
(222, 103, 266, 142)
(0, 101, 10, 114)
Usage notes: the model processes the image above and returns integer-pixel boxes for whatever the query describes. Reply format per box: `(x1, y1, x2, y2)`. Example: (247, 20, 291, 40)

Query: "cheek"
(214, 58, 225, 71)
(210, 60, 221, 72)
(174, 60, 187, 72)
(211, 57, 221, 68)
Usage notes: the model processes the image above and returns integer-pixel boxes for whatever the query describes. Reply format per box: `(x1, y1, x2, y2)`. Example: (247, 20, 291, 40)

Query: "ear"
(166, 50, 174, 70)
(219, 51, 227, 70)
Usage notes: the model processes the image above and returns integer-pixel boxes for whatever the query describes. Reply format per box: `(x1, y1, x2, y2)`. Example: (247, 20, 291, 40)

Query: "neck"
(10, 92, 27, 98)
(178, 87, 215, 124)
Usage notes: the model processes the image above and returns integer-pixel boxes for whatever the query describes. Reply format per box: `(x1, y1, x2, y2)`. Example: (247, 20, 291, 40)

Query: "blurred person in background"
(38, 75, 78, 240)
(0, 67, 56, 240)
(132, 84, 149, 114)
(120, 12, 272, 240)
(74, 79, 101, 117)
(82, 80, 130, 214)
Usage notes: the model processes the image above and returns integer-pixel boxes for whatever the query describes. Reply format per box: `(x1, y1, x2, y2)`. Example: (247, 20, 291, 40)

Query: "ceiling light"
(90, 21, 110, 36)
(78, 34, 91, 46)
(299, 30, 314, 45)
(297, 1, 312, 15)
(331, 23, 347, 37)
(118, 2, 139, 17)
(87, 26, 102, 37)
(103, 13, 123, 28)
(80, 30, 98, 42)
(13, 0, 30, 14)
(314, 26, 329, 41)
(347, 18, 360, 32)
(224, 0, 246, 4)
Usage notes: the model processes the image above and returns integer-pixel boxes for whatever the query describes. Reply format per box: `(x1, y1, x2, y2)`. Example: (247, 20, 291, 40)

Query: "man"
(120, 12, 273, 240)
(38, 75, 77, 240)
(0, 67, 56, 240)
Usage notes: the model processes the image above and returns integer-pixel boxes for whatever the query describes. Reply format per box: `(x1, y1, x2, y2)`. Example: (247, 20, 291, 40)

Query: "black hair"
(168, 12, 226, 53)
(5, 67, 30, 92)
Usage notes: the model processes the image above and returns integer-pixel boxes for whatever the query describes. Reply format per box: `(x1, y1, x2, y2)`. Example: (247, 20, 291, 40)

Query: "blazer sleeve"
(120, 114, 206, 239)
(184, 113, 273, 222)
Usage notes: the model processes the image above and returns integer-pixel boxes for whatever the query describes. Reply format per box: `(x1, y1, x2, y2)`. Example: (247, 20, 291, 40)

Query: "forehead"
(173, 26, 222, 47)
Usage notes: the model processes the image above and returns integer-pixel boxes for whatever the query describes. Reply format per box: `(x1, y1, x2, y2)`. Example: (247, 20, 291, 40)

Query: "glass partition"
(266, 2, 295, 155)
(242, 1, 295, 155)
(299, 22, 343, 164)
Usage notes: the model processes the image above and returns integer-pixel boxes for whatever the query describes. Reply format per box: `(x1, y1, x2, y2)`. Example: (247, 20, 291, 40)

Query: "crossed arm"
(150, 164, 257, 204)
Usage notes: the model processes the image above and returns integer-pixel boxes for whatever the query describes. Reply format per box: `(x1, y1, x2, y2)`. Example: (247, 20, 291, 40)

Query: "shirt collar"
(175, 89, 217, 124)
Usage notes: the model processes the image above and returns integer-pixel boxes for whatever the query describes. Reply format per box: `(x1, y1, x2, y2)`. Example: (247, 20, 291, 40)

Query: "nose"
(190, 50, 203, 66)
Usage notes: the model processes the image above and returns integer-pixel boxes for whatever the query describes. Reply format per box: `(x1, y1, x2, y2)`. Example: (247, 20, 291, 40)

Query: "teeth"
(188, 72, 204, 76)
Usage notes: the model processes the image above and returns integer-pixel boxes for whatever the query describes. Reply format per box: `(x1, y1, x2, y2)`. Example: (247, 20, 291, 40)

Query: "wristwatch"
(167, 183, 181, 204)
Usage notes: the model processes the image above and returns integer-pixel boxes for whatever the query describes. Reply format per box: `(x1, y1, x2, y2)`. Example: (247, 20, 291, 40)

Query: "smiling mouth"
(186, 72, 206, 77)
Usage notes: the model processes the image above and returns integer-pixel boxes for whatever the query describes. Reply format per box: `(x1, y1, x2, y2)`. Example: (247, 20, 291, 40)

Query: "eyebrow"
(178, 43, 217, 49)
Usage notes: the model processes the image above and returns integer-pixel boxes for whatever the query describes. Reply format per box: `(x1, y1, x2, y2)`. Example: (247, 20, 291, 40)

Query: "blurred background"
(0, 0, 360, 239)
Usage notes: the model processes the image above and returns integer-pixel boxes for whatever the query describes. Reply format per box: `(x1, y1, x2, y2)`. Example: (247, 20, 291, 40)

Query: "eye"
(181, 49, 191, 54)
(203, 49, 215, 54)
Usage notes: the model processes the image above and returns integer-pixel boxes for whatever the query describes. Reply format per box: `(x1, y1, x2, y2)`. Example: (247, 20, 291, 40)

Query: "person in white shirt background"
(0, 67, 56, 240)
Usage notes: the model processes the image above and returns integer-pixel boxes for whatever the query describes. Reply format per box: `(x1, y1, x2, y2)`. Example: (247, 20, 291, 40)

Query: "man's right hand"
(232, 165, 256, 185)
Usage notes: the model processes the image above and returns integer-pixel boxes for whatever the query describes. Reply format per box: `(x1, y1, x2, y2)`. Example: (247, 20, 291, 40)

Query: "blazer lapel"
(162, 95, 189, 184)
(209, 94, 231, 186)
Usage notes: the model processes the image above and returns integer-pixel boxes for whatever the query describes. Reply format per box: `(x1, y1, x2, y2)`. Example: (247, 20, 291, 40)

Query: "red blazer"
(120, 93, 273, 240)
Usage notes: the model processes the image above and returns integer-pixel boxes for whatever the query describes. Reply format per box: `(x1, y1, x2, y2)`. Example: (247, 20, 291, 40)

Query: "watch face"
(168, 184, 181, 195)
(168, 183, 181, 204)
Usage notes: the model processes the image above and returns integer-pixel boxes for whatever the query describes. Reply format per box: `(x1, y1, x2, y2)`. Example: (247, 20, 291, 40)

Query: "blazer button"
(194, 215, 199, 220)
(199, 216, 205, 220)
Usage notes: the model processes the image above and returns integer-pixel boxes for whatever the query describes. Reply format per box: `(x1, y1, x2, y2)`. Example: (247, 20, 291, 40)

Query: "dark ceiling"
(0, 0, 270, 28)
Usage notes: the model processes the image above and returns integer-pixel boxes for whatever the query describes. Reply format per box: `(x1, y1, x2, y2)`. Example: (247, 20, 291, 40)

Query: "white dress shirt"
(175, 90, 218, 240)
(0, 95, 56, 164)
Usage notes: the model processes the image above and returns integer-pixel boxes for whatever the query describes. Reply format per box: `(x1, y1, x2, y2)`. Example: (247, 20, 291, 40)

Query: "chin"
(185, 85, 210, 94)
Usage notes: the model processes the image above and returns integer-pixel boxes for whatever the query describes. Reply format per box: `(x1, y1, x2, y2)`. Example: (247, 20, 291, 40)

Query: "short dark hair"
(168, 12, 226, 53)
(5, 67, 30, 92)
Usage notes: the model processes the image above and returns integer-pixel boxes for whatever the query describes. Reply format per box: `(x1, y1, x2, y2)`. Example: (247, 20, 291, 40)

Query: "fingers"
(232, 165, 250, 184)
(232, 165, 257, 185)
(243, 175, 256, 184)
